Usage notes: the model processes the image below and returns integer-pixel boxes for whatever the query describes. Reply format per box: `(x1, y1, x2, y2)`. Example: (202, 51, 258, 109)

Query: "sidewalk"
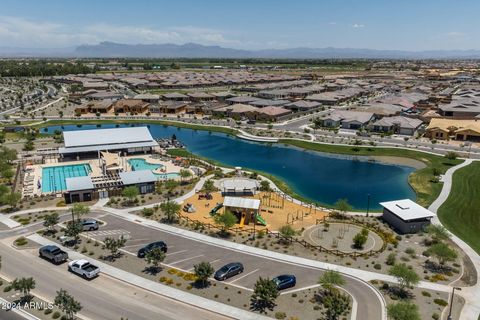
(28, 234, 269, 320)
(428, 159, 480, 320)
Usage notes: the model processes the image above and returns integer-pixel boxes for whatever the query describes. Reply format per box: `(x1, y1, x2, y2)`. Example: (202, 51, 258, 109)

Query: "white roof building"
(119, 170, 156, 185)
(59, 127, 158, 155)
(65, 176, 94, 192)
(379, 199, 435, 221)
(223, 196, 260, 210)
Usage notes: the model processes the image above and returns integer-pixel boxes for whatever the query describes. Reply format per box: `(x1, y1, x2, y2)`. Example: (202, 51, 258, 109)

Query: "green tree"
(54, 289, 82, 320)
(278, 224, 295, 243)
(203, 179, 215, 193)
(102, 236, 127, 260)
(164, 179, 179, 196)
(334, 198, 352, 214)
(259, 180, 271, 192)
(122, 186, 139, 204)
(194, 261, 215, 288)
(144, 247, 166, 274)
(388, 263, 420, 293)
(322, 290, 350, 320)
(213, 210, 237, 234)
(71, 203, 89, 223)
(319, 270, 345, 293)
(43, 212, 59, 233)
(179, 169, 192, 183)
(425, 224, 450, 243)
(425, 242, 457, 266)
(352, 232, 368, 249)
(11, 277, 35, 301)
(160, 201, 181, 223)
(250, 277, 279, 311)
(445, 151, 458, 160)
(387, 302, 421, 320)
(2, 192, 21, 209)
(64, 221, 83, 244)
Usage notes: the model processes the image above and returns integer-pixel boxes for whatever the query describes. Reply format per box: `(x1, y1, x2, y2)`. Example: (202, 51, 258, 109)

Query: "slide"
(255, 214, 267, 226)
(209, 203, 223, 216)
(239, 214, 246, 228)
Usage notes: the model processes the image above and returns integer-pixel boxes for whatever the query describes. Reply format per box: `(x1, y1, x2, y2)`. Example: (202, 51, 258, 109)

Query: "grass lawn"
(438, 161, 480, 254)
(279, 139, 463, 207)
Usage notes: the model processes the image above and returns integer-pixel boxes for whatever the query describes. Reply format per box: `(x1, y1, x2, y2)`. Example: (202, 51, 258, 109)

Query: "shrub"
(432, 313, 440, 320)
(405, 248, 415, 255)
(44, 309, 53, 315)
(374, 263, 382, 270)
(421, 291, 431, 297)
(52, 311, 61, 319)
(3, 286, 12, 292)
(275, 312, 287, 319)
(386, 253, 396, 266)
(433, 299, 448, 307)
(14, 237, 28, 246)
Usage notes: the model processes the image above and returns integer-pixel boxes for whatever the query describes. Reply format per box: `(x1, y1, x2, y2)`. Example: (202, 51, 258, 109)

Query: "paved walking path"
(428, 159, 480, 320)
(28, 234, 268, 320)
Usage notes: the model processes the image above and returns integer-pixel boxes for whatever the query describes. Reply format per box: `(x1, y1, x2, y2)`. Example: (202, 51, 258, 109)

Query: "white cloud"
(0, 16, 241, 47)
(352, 23, 365, 28)
(329, 22, 337, 25)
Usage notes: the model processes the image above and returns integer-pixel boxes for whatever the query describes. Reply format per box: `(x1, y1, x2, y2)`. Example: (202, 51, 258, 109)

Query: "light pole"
(366, 193, 371, 217)
(447, 287, 461, 320)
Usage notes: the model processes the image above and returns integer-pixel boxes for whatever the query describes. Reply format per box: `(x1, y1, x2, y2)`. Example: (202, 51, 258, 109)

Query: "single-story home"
(255, 106, 292, 122)
(425, 118, 480, 141)
(113, 99, 150, 114)
(321, 110, 374, 129)
(370, 116, 423, 136)
(284, 100, 321, 112)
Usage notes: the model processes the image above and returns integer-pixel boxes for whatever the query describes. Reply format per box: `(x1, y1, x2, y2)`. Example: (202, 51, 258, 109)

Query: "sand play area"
(180, 191, 328, 231)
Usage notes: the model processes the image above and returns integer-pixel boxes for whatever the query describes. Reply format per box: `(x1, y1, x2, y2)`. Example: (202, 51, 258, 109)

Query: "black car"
(137, 241, 168, 258)
(273, 274, 296, 290)
(214, 262, 244, 281)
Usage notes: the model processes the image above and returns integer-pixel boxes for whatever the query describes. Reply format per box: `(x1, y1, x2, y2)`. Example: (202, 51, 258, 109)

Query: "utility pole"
(447, 287, 461, 320)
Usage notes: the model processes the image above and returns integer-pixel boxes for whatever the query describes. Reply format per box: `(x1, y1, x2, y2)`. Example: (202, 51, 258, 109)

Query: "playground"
(181, 190, 328, 231)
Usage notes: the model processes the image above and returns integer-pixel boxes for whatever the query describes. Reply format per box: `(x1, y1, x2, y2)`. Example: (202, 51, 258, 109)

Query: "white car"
(68, 259, 100, 279)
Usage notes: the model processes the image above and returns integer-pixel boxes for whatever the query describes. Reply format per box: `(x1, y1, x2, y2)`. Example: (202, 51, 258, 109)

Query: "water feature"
(128, 158, 179, 180)
(42, 123, 416, 210)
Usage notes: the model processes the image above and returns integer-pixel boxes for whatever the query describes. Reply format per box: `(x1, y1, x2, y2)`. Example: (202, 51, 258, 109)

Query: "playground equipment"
(239, 213, 246, 228)
(260, 191, 285, 209)
(183, 203, 196, 213)
(255, 214, 266, 226)
(198, 193, 213, 200)
(286, 210, 304, 225)
(209, 203, 223, 216)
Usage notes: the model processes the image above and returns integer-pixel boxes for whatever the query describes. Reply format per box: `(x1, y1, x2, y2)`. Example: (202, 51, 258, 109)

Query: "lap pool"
(41, 164, 92, 193)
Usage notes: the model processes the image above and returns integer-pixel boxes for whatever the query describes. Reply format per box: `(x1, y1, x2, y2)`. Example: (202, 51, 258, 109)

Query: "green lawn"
(279, 139, 463, 207)
(437, 161, 480, 254)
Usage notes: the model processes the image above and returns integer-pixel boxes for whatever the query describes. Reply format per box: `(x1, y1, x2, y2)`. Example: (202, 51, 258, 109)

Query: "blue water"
(42, 163, 91, 193)
(128, 158, 179, 180)
(42, 124, 416, 209)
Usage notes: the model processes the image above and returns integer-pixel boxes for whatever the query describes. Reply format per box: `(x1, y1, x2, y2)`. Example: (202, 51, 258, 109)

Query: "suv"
(214, 262, 244, 281)
(137, 241, 168, 258)
(81, 219, 99, 231)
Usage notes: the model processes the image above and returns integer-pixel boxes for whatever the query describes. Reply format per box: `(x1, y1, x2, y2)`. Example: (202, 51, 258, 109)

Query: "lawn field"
(438, 161, 480, 254)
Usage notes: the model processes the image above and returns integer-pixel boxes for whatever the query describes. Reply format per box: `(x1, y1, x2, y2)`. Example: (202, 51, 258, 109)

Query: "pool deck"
(25, 155, 186, 198)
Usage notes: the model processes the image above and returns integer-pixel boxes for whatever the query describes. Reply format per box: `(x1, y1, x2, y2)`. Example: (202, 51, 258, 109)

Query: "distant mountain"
(1, 41, 480, 59)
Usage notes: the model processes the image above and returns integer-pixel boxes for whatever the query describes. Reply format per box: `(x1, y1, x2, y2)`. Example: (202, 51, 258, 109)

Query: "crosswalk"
(87, 229, 131, 239)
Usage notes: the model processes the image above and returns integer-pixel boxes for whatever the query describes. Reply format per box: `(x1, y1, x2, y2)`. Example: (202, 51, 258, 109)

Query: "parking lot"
(87, 213, 321, 293)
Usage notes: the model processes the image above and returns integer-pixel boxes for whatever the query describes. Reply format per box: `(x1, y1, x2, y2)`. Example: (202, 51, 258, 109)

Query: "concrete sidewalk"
(28, 234, 269, 320)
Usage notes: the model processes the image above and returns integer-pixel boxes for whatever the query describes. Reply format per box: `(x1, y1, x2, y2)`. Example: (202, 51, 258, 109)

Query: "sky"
(0, 0, 479, 51)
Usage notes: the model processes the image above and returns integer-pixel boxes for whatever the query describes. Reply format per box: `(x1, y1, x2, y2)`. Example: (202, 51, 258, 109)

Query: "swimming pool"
(42, 163, 92, 193)
(127, 158, 179, 180)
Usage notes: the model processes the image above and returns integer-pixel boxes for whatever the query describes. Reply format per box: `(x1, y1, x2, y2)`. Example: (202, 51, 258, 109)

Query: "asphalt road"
(0, 241, 230, 320)
(91, 213, 383, 319)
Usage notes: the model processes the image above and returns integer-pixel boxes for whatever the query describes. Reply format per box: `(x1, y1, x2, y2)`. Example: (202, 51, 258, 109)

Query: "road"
(0, 241, 229, 320)
(91, 212, 384, 319)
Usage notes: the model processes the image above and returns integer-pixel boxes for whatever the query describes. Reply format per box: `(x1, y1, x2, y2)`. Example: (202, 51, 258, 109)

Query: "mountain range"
(1, 41, 480, 59)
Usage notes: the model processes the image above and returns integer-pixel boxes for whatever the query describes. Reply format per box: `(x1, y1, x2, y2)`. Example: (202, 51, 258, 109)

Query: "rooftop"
(380, 199, 435, 221)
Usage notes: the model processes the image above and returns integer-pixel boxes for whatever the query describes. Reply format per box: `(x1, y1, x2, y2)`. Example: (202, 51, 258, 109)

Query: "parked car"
(68, 259, 100, 279)
(214, 262, 244, 281)
(137, 241, 168, 258)
(81, 219, 99, 231)
(273, 274, 296, 290)
(39, 245, 68, 264)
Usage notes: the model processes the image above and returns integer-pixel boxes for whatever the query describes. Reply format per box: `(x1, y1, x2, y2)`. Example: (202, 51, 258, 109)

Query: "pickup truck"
(39, 245, 68, 264)
(68, 259, 100, 279)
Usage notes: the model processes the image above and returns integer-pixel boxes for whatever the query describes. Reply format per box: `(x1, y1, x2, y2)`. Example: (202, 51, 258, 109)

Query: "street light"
(366, 193, 371, 217)
(447, 287, 462, 320)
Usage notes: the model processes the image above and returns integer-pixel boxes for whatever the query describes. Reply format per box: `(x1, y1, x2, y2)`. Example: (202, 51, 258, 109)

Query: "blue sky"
(0, 0, 478, 50)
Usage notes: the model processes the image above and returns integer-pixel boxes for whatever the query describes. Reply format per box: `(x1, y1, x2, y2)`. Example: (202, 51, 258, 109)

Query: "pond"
(43, 123, 416, 210)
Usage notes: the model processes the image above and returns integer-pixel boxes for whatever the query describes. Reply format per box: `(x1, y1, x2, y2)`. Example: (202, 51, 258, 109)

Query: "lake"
(43, 123, 416, 210)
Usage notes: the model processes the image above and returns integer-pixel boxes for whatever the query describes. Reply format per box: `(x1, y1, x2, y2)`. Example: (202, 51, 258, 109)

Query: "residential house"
(113, 99, 150, 114)
(321, 110, 374, 129)
(370, 116, 423, 136)
(425, 118, 480, 141)
(255, 106, 292, 122)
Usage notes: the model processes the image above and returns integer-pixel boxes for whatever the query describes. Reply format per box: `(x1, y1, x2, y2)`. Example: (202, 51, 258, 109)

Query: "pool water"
(42, 164, 91, 193)
(128, 158, 179, 180)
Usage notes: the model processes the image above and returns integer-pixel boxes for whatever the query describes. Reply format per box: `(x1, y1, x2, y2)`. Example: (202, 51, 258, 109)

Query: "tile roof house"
(370, 116, 423, 136)
(321, 110, 374, 129)
(425, 118, 480, 141)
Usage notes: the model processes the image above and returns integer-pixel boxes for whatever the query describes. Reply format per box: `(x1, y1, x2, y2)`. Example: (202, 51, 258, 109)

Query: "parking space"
(87, 213, 322, 292)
